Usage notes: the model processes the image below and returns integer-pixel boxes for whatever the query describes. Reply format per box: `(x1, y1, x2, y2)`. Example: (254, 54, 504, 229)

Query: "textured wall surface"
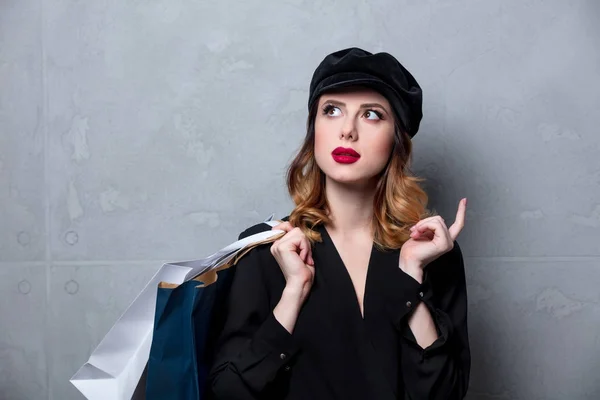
(1, 0, 599, 399)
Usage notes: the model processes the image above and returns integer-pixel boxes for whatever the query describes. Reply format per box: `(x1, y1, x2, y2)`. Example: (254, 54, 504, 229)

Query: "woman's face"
(314, 87, 396, 186)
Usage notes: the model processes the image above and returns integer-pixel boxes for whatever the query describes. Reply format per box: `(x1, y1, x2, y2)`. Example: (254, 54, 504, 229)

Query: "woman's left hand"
(399, 198, 467, 282)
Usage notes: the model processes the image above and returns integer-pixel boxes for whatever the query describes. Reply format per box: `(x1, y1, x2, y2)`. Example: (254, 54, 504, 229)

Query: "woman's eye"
(364, 110, 382, 120)
(325, 106, 342, 116)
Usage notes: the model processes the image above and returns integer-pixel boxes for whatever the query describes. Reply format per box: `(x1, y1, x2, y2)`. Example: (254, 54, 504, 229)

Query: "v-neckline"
(320, 224, 376, 321)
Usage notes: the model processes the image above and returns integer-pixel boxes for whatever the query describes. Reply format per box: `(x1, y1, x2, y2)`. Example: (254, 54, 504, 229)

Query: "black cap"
(308, 47, 423, 138)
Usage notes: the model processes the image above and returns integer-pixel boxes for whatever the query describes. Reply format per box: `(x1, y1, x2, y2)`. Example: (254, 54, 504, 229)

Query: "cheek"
(314, 118, 332, 159)
(368, 131, 395, 164)
(377, 135, 394, 156)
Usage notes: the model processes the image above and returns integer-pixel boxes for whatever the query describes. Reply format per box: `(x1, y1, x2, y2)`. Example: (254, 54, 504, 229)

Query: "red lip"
(332, 147, 360, 157)
(331, 147, 360, 164)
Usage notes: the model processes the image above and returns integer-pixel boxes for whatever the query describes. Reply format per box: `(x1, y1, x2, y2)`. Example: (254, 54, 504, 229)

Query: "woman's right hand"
(270, 222, 315, 302)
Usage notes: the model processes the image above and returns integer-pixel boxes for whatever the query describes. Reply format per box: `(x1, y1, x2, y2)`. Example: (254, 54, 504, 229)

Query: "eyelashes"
(365, 109, 384, 120)
(321, 103, 384, 120)
(322, 104, 339, 116)
(322, 104, 335, 114)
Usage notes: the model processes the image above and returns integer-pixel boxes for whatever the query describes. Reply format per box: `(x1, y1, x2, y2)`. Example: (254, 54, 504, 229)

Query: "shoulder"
(426, 239, 466, 286)
(448, 239, 464, 265)
(431, 239, 464, 267)
(233, 215, 291, 276)
(237, 215, 291, 240)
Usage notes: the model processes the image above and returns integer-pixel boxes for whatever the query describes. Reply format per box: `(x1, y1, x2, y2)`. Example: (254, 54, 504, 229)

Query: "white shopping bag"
(70, 216, 284, 400)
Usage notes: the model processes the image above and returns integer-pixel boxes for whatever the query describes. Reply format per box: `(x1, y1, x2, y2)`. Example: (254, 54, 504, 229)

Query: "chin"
(324, 170, 374, 186)
(316, 157, 378, 185)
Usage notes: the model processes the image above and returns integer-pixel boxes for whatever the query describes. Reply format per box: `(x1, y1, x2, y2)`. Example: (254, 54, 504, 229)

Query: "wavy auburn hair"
(285, 96, 438, 251)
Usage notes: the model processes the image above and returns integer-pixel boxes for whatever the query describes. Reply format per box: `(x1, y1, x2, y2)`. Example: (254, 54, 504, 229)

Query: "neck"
(323, 175, 377, 238)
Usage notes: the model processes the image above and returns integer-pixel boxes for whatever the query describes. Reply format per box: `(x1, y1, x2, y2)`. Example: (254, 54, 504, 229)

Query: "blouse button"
(284, 365, 291, 371)
(280, 353, 287, 360)
(419, 291, 424, 298)
(406, 301, 412, 308)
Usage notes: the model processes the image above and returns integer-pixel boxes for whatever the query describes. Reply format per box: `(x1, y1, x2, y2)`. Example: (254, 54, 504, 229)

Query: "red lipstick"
(331, 147, 360, 164)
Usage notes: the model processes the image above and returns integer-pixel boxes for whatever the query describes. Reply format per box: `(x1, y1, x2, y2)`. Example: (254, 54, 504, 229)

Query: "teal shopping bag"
(145, 230, 284, 399)
(146, 265, 234, 399)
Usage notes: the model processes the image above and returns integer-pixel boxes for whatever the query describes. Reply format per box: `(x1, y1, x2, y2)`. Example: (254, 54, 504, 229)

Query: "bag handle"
(186, 219, 286, 285)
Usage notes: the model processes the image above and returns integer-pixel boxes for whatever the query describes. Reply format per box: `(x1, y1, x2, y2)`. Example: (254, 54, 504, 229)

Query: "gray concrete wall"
(1, 0, 598, 399)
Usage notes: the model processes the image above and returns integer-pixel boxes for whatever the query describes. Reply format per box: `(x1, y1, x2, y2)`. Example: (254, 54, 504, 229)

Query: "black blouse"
(207, 219, 471, 400)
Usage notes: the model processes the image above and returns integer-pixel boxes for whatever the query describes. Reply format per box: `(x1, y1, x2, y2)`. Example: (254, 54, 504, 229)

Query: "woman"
(207, 47, 471, 399)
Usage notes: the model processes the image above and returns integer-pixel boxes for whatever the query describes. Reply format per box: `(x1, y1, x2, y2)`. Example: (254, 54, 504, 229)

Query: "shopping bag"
(145, 229, 280, 399)
(70, 215, 284, 400)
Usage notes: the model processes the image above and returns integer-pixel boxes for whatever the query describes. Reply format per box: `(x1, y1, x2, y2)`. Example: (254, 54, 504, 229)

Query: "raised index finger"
(448, 198, 467, 241)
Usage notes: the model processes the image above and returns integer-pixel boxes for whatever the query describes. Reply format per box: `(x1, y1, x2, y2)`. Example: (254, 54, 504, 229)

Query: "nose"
(340, 115, 357, 140)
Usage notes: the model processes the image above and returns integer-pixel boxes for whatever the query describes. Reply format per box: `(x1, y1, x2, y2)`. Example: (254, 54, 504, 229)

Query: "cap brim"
(311, 72, 400, 102)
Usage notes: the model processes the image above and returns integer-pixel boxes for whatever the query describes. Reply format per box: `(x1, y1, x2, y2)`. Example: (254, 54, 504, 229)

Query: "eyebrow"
(322, 99, 390, 115)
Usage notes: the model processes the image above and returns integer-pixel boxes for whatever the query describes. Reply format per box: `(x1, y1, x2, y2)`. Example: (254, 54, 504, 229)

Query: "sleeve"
(397, 240, 471, 400)
(207, 238, 301, 399)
